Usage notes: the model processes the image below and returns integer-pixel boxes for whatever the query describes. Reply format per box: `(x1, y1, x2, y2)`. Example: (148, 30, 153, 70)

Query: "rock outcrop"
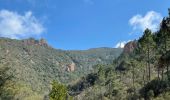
(67, 62, 76, 72)
(22, 38, 48, 47)
(123, 41, 137, 54)
(39, 38, 48, 46)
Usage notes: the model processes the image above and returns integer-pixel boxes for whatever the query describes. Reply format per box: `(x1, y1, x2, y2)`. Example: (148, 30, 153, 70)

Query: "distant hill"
(0, 37, 122, 99)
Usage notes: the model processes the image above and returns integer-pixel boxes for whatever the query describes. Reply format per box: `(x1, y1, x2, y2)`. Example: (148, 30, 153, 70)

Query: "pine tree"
(130, 60, 135, 90)
(168, 8, 170, 17)
(138, 29, 156, 81)
(158, 10, 170, 77)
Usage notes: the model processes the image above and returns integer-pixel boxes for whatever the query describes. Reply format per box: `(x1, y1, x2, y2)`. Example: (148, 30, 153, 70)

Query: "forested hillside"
(0, 37, 122, 99)
(1, 5, 170, 100)
(66, 9, 170, 100)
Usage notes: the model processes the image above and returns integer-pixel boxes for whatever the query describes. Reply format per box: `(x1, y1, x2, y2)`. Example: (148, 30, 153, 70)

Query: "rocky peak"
(22, 38, 48, 47)
(39, 38, 48, 46)
(123, 41, 137, 54)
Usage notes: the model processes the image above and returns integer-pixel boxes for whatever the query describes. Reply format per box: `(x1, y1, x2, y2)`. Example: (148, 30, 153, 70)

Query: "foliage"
(49, 81, 67, 100)
(68, 73, 98, 96)
(0, 37, 122, 99)
(0, 65, 14, 100)
(1, 7, 170, 100)
(69, 8, 170, 100)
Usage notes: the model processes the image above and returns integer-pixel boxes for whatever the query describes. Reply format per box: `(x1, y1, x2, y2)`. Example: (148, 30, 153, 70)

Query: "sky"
(0, 0, 169, 50)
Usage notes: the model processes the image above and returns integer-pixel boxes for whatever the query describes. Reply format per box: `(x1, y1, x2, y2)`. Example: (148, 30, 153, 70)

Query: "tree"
(159, 16, 170, 77)
(97, 64, 105, 83)
(0, 67, 9, 95)
(0, 66, 14, 99)
(168, 8, 170, 17)
(158, 51, 170, 80)
(130, 60, 135, 90)
(138, 29, 156, 81)
(49, 80, 68, 100)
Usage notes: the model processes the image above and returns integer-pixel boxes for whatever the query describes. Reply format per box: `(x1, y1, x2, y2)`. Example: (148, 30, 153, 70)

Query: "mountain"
(0, 37, 122, 99)
(68, 9, 170, 100)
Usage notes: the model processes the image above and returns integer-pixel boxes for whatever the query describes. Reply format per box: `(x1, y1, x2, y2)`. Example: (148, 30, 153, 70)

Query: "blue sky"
(0, 0, 169, 50)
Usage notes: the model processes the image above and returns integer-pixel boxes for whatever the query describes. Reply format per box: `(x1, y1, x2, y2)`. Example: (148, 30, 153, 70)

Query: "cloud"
(0, 9, 45, 39)
(115, 40, 132, 48)
(129, 11, 163, 32)
(115, 41, 128, 48)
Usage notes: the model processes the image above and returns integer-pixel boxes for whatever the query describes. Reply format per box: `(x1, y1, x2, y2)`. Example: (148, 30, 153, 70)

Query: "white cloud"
(115, 41, 128, 48)
(129, 11, 163, 32)
(0, 9, 45, 39)
(115, 40, 132, 48)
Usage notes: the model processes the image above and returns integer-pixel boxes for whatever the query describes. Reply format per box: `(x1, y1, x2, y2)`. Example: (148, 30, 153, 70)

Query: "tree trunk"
(158, 67, 160, 80)
(165, 35, 169, 77)
(147, 44, 151, 81)
(109, 82, 111, 99)
(133, 65, 135, 89)
(143, 69, 145, 86)
(162, 69, 164, 80)
(145, 62, 148, 82)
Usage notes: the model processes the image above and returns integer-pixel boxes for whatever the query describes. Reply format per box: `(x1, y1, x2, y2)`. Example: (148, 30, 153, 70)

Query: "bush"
(140, 79, 170, 99)
(49, 81, 67, 100)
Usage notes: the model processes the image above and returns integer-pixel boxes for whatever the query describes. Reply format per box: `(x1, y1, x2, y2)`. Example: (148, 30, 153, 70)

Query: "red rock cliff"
(123, 41, 137, 54)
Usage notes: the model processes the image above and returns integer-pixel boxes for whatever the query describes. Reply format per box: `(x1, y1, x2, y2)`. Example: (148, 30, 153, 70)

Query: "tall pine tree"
(138, 29, 156, 81)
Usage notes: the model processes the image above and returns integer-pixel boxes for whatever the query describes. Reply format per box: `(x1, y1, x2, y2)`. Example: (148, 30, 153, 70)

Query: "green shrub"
(49, 81, 67, 100)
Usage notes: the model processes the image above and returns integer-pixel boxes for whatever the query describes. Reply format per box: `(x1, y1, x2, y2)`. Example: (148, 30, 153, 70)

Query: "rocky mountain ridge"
(0, 37, 123, 99)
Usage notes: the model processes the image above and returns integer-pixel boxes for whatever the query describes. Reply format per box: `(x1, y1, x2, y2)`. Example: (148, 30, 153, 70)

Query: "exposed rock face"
(22, 38, 36, 45)
(123, 41, 137, 54)
(67, 62, 76, 72)
(0, 37, 123, 99)
(39, 38, 48, 46)
(22, 38, 48, 47)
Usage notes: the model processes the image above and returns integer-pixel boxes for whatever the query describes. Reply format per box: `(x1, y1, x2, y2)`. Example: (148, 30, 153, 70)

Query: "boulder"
(67, 62, 76, 72)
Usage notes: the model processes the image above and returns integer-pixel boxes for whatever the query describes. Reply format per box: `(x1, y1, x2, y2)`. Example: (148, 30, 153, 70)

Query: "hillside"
(0, 37, 122, 99)
(68, 9, 170, 100)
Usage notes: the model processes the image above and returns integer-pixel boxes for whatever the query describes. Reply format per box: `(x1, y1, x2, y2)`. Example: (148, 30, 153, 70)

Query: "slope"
(0, 37, 122, 99)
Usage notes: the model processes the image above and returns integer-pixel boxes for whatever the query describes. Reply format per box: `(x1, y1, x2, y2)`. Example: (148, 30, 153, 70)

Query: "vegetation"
(0, 7, 170, 100)
(0, 38, 122, 99)
(66, 8, 170, 100)
(49, 81, 69, 100)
